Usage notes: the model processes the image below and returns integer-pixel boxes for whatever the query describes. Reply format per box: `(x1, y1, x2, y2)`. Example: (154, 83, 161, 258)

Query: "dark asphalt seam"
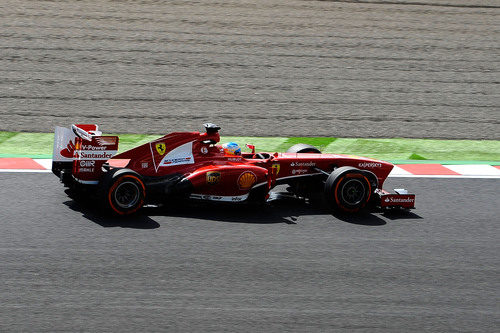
(1, 68, 498, 85)
(318, 0, 500, 9)
(2, 95, 498, 109)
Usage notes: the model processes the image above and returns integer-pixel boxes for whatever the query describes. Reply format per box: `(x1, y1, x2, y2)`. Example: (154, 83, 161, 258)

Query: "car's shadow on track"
(382, 210, 423, 220)
(332, 212, 388, 226)
(63, 194, 422, 228)
(145, 200, 311, 225)
(64, 200, 161, 229)
(333, 210, 422, 226)
(64, 196, 320, 226)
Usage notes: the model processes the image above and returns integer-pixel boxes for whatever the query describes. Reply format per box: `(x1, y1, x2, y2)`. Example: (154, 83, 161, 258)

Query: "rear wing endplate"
(52, 124, 119, 184)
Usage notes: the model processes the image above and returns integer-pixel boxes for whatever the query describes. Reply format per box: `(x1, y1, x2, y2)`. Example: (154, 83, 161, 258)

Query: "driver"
(222, 142, 241, 155)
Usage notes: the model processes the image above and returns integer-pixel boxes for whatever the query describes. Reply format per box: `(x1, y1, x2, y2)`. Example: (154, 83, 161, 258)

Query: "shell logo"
(237, 171, 257, 190)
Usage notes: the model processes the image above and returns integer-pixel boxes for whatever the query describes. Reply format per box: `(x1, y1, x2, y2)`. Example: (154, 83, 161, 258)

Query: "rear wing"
(52, 124, 119, 184)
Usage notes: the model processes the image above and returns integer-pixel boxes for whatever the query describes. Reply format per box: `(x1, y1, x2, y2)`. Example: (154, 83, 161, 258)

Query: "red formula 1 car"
(52, 123, 415, 215)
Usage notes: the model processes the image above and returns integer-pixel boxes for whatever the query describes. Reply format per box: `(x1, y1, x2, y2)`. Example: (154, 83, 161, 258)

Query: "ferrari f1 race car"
(52, 123, 415, 215)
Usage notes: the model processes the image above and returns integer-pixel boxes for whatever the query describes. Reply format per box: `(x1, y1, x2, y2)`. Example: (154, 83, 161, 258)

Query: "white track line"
(443, 164, 500, 177)
(388, 174, 500, 179)
(0, 169, 52, 173)
(388, 165, 413, 176)
(33, 159, 53, 170)
(1, 159, 499, 178)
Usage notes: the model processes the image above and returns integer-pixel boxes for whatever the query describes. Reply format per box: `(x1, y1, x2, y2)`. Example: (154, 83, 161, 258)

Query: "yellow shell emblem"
(155, 142, 166, 155)
(237, 171, 257, 190)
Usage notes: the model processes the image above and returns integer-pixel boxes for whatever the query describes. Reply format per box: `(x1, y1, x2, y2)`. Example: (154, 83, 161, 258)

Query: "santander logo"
(385, 197, 415, 203)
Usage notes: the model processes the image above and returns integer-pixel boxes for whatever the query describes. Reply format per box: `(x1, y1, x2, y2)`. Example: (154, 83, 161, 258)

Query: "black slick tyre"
(286, 143, 321, 154)
(324, 166, 372, 213)
(101, 168, 146, 215)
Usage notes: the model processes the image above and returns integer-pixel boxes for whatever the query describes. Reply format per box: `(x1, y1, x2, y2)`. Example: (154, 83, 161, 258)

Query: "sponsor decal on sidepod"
(157, 142, 195, 168)
(206, 171, 221, 185)
(290, 162, 315, 167)
(237, 171, 257, 190)
(359, 162, 382, 168)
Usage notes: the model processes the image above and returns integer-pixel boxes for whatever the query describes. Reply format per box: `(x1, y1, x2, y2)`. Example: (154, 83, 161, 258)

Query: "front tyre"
(324, 167, 372, 213)
(102, 169, 146, 215)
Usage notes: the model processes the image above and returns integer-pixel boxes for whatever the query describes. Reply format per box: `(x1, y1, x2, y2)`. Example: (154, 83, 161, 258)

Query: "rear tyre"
(286, 143, 321, 154)
(101, 169, 146, 215)
(324, 166, 372, 213)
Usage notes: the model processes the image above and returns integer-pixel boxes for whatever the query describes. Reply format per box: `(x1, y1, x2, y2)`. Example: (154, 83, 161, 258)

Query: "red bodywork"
(110, 130, 394, 201)
(53, 124, 415, 211)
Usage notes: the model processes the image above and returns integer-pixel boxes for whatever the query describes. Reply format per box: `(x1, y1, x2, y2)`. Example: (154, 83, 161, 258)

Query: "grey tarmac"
(0, 173, 498, 332)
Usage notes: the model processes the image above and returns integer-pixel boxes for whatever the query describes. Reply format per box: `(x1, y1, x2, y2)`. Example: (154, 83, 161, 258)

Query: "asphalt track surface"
(0, 173, 498, 332)
(1, 0, 499, 139)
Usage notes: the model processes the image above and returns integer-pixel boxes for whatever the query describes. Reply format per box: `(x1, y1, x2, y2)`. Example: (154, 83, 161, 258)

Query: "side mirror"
(246, 144, 255, 154)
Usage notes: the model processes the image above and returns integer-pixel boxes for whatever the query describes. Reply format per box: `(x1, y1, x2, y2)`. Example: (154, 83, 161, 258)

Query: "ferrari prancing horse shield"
(156, 142, 166, 155)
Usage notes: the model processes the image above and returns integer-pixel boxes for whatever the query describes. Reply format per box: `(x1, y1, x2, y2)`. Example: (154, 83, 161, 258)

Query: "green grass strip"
(277, 137, 337, 152)
(0, 132, 18, 145)
(0, 132, 499, 164)
(0, 133, 55, 158)
(323, 138, 500, 162)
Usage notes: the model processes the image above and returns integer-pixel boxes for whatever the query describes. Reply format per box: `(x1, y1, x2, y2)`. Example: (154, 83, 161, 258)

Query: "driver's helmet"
(222, 142, 241, 155)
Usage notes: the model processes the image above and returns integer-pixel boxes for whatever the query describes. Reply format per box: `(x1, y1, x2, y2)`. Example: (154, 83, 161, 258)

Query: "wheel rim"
(113, 181, 141, 209)
(340, 179, 366, 206)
